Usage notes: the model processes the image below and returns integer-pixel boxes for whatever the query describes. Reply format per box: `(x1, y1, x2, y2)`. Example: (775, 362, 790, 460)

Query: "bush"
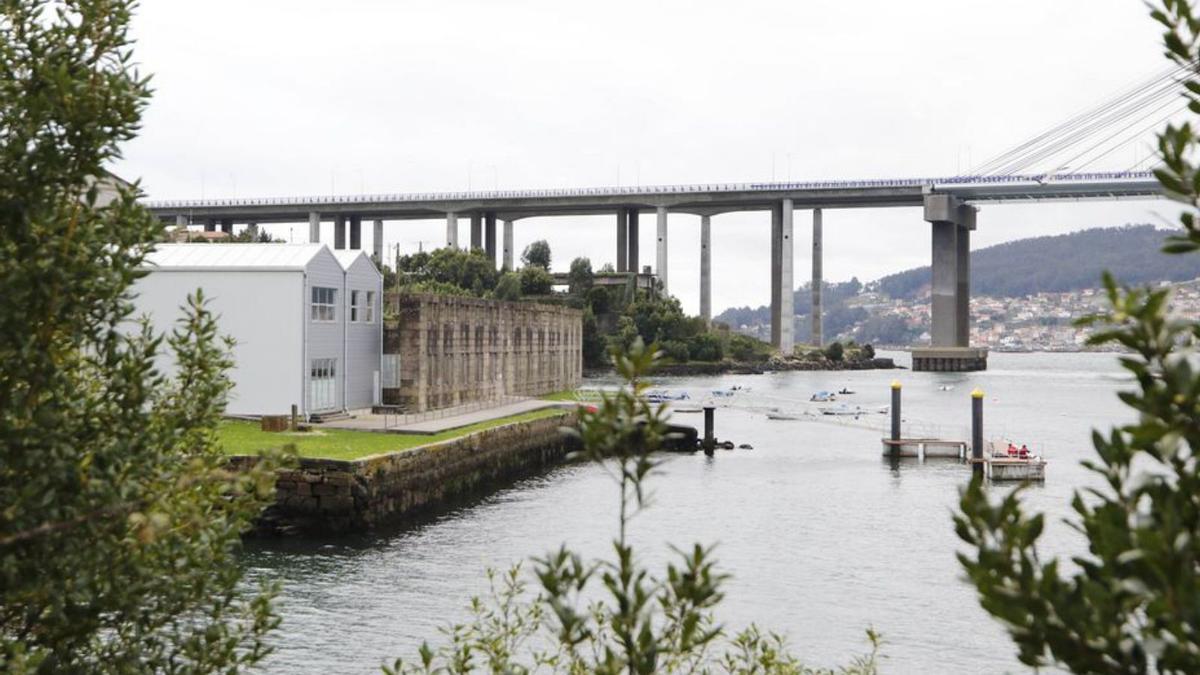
(726, 333, 770, 362)
(492, 272, 522, 301)
(567, 257, 594, 296)
(586, 285, 611, 314)
(519, 265, 554, 295)
(688, 332, 724, 362)
(659, 340, 691, 363)
(862, 343, 875, 359)
(824, 341, 844, 362)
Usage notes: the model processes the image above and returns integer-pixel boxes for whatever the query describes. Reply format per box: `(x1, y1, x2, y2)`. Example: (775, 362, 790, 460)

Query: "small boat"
(822, 403, 867, 417)
(646, 389, 690, 403)
(767, 412, 802, 421)
(938, 385, 955, 392)
(673, 406, 704, 413)
(810, 391, 837, 403)
(838, 387, 855, 395)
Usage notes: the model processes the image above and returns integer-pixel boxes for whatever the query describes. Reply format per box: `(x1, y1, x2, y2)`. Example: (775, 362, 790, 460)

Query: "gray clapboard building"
(133, 243, 382, 417)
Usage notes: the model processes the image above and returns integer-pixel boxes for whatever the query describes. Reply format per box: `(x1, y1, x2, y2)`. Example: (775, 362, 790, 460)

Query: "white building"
(133, 244, 382, 418)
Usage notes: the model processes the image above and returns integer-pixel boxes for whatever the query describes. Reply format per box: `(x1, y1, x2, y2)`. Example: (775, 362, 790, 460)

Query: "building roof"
(331, 249, 369, 271)
(144, 243, 326, 271)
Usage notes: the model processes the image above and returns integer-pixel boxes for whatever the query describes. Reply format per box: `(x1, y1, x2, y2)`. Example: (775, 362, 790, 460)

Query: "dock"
(880, 438, 967, 459)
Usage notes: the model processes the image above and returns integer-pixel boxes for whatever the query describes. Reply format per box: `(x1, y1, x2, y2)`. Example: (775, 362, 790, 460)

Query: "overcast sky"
(117, 0, 1185, 315)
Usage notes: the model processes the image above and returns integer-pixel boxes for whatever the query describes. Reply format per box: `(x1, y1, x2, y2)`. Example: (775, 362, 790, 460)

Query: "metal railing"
(144, 171, 1157, 210)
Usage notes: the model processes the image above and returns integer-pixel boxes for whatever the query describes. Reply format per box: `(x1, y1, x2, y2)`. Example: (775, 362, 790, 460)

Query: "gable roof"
(144, 243, 326, 271)
(332, 249, 381, 277)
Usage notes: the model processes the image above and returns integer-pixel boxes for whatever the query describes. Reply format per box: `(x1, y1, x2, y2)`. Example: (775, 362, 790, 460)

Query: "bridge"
(145, 170, 1164, 371)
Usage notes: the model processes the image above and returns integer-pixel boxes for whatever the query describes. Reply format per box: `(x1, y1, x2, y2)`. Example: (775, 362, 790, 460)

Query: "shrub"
(519, 265, 554, 295)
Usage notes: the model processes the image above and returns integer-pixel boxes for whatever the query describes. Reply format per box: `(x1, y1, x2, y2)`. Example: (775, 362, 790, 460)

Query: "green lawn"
(218, 408, 569, 461)
(541, 389, 602, 402)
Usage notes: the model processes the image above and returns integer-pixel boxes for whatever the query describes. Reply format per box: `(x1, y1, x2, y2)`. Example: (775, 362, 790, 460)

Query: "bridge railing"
(144, 170, 1157, 210)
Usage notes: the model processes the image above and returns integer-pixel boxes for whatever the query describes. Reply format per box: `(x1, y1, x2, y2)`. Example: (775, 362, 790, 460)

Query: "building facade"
(133, 244, 381, 417)
(383, 293, 582, 412)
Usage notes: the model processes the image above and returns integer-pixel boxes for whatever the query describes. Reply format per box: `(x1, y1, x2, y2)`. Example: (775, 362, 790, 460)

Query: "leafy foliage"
(520, 265, 555, 295)
(395, 247, 500, 296)
(567, 257, 594, 295)
(385, 341, 880, 674)
(493, 271, 522, 301)
(522, 239, 552, 269)
(954, 6, 1200, 672)
(0, 1, 281, 671)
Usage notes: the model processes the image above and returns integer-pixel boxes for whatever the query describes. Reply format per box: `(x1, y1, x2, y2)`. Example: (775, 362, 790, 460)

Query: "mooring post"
(890, 380, 901, 443)
(290, 403, 298, 431)
(703, 405, 715, 452)
(971, 388, 984, 476)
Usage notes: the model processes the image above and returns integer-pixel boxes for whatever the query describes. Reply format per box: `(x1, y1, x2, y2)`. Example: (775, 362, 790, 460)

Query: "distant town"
(728, 278, 1200, 352)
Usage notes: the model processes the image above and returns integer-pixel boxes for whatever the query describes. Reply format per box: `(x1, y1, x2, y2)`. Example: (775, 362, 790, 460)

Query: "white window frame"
(350, 290, 361, 323)
(311, 286, 337, 322)
(364, 290, 375, 323)
(349, 289, 376, 323)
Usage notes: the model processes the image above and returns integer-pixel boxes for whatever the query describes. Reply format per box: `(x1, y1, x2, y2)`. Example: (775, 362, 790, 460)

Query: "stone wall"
(237, 409, 578, 534)
(383, 293, 583, 412)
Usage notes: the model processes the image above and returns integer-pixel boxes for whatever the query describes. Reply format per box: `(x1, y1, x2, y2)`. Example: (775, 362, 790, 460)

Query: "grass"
(541, 389, 604, 402)
(217, 408, 570, 461)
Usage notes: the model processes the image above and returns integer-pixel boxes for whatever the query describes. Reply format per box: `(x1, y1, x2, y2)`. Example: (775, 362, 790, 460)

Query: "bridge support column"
(309, 212, 320, 243)
(470, 213, 482, 251)
(503, 220, 514, 270)
(175, 214, 187, 229)
(485, 213, 497, 266)
(770, 204, 781, 348)
(700, 214, 711, 325)
(770, 200, 794, 354)
(349, 215, 362, 250)
(373, 219, 384, 261)
(446, 212, 459, 249)
(220, 218, 233, 235)
(628, 209, 640, 272)
(656, 206, 668, 293)
(204, 219, 215, 233)
(616, 210, 628, 272)
(334, 216, 346, 250)
(811, 208, 823, 346)
(912, 195, 986, 372)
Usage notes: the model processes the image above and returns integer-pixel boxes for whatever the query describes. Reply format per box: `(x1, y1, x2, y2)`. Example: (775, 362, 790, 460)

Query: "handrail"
(143, 171, 1159, 209)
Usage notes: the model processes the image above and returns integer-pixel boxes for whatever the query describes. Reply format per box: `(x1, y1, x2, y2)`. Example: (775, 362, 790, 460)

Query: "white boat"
(810, 391, 837, 402)
(767, 412, 802, 420)
(646, 389, 690, 403)
(822, 403, 869, 417)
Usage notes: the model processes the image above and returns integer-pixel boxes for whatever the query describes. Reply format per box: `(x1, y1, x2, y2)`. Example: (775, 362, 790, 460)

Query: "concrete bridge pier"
(470, 213, 482, 251)
(220, 218, 233, 235)
(175, 214, 187, 229)
(503, 220, 514, 270)
(334, 215, 346, 250)
(204, 219, 215, 232)
(656, 206, 669, 293)
(628, 209, 640, 271)
(811, 208, 823, 346)
(309, 212, 320, 243)
(373, 220, 384, 261)
(446, 212, 459, 249)
(349, 215, 362, 250)
(912, 194, 987, 371)
(768, 200, 794, 354)
(485, 212, 497, 265)
(616, 209, 628, 272)
(700, 214, 711, 324)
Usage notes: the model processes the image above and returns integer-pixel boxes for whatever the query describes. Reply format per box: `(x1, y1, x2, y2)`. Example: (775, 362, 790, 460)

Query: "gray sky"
(117, 0, 1184, 315)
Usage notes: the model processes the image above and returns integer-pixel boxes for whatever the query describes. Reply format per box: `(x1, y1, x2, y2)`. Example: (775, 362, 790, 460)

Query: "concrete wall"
(342, 255, 383, 411)
(383, 293, 583, 412)
(131, 270, 305, 416)
(240, 409, 578, 533)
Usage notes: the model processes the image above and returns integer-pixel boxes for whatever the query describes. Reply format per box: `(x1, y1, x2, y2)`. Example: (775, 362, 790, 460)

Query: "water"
(243, 351, 1132, 674)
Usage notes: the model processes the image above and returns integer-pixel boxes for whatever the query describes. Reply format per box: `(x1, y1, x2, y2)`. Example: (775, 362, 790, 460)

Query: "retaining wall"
(234, 410, 579, 535)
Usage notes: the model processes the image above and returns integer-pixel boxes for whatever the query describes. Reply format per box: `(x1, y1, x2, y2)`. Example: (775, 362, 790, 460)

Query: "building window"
(311, 287, 337, 322)
(349, 290, 376, 323)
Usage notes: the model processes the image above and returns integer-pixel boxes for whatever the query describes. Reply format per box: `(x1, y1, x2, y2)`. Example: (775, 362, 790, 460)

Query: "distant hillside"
(877, 225, 1200, 299)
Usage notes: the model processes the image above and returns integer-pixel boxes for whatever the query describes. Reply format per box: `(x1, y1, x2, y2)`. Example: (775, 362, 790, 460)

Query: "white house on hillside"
(133, 243, 382, 418)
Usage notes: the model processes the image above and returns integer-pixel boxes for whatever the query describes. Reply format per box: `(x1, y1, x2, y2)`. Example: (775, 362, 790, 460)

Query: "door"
(309, 358, 337, 411)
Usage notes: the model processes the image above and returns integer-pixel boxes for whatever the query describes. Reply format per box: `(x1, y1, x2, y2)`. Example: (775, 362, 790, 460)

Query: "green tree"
(519, 265, 554, 295)
(0, 2, 281, 671)
(522, 239, 552, 269)
(954, 5, 1200, 672)
(824, 341, 844, 362)
(567, 256, 594, 296)
(386, 342, 879, 673)
(581, 308, 607, 368)
(396, 247, 499, 296)
(493, 271, 522, 301)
